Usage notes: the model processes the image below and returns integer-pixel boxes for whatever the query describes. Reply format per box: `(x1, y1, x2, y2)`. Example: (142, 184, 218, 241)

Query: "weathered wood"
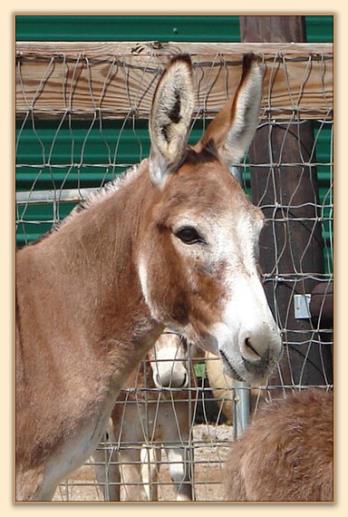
(16, 41, 332, 57)
(241, 16, 333, 388)
(16, 41, 333, 120)
(241, 16, 309, 43)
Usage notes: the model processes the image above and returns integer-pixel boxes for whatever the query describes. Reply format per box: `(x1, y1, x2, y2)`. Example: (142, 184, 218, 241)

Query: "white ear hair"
(222, 57, 264, 165)
(149, 55, 195, 186)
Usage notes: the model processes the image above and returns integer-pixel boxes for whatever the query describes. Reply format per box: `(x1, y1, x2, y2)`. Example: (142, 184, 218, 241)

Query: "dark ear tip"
(242, 53, 258, 69)
(242, 53, 264, 78)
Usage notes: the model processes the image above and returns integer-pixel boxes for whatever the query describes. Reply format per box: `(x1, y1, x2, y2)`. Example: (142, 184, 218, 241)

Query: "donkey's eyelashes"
(174, 226, 206, 245)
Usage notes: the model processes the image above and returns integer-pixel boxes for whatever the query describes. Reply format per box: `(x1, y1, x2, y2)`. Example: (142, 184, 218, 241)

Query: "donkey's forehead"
(147, 332, 186, 360)
(155, 332, 182, 348)
(156, 153, 257, 219)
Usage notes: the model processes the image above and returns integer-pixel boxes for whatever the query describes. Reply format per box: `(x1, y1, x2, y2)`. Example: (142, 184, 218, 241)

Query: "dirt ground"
(52, 423, 232, 502)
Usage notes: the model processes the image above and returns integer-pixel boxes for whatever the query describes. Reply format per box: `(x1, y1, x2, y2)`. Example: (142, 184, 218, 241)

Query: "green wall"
(15, 15, 333, 42)
(15, 15, 333, 273)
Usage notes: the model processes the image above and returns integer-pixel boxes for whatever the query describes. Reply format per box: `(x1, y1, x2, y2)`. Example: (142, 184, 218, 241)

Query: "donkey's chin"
(221, 358, 245, 383)
(219, 350, 273, 387)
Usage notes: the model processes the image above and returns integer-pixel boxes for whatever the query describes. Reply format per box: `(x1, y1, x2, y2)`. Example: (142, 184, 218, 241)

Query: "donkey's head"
(148, 331, 189, 389)
(137, 54, 281, 386)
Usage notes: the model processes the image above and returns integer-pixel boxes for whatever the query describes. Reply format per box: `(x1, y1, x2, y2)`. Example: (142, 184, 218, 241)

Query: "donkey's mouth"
(219, 350, 245, 382)
(220, 349, 276, 386)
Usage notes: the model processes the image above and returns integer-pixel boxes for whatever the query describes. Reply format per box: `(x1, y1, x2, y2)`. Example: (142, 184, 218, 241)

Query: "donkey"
(205, 351, 265, 424)
(223, 389, 333, 501)
(93, 331, 194, 501)
(16, 53, 282, 501)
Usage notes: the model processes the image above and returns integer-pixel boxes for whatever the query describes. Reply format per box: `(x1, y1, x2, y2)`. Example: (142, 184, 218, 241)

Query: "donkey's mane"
(19, 160, 147, 250)
(59, 147, 217, 231)
(59, 159, 147, 229)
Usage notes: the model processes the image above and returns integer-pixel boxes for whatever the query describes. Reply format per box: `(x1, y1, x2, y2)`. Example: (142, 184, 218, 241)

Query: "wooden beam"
(241, 16, 333, 388)
(16, 42, 333, 120)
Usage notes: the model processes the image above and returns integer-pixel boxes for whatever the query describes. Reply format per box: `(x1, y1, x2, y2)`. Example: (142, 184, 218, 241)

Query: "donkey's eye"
(175, 226, 205, 245)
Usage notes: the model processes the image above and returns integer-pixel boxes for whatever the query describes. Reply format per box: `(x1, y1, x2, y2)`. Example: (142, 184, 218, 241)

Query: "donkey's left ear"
(195, 54, 264, 167)
(149, 55, 195, 186)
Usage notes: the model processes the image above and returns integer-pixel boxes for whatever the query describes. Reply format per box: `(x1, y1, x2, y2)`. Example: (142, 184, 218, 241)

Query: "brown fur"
(16, 54, 276, 501)
(16, 164, 164, 500)
(194, 54, 260, 157)
(138, 157, 252, 345)
(15, 122, 250, 501)
(223, 389, 333, 502)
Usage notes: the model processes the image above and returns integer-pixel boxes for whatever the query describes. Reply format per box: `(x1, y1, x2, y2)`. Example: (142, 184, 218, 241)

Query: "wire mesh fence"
(16, 43, 333, 501)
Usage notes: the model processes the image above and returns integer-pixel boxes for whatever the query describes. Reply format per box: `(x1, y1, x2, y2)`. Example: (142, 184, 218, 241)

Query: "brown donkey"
(93, 331, 195, 501)
(223, 389, 333, 501)
(16, 54, 282, 501)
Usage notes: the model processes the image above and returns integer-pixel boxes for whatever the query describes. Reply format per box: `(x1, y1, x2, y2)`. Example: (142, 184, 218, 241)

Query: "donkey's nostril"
(240, 336, 262, 363)
(245, 337, 261, 357)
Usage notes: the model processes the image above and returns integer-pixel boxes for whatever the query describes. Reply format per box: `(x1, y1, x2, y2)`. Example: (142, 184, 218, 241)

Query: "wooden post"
(240, 16, 333, 387)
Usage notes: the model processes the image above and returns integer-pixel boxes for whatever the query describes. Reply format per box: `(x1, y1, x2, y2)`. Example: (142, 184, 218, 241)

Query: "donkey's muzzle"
(155, 371, 188, 389)
(239, 327, 282, 366)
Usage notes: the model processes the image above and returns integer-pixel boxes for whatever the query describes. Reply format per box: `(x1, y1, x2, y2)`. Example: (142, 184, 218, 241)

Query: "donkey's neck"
(16, 164, 166, 490)
(18, 161, 163, 390)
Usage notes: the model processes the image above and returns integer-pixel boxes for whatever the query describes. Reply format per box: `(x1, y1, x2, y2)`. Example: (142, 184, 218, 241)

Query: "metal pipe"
(230, 164, 251, 439)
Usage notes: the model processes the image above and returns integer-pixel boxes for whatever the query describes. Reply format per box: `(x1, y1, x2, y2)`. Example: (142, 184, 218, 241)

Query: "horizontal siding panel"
(16, 128, 332, 192)
(16, 15, 241, 42)
(15, 15, 333, 43)
(16, 171, 122, 190)
(305, 16, 334, 42)
(16, 123, 209, 189)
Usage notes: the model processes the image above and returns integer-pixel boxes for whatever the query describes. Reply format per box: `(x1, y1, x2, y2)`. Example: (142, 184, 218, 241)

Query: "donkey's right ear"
(149, 55, 195, 186)
(194, 54, 264, 168)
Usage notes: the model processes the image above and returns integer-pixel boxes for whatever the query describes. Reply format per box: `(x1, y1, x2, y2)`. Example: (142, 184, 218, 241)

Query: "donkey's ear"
(195, 54, 264, 167)
(149, 55, 195, 186)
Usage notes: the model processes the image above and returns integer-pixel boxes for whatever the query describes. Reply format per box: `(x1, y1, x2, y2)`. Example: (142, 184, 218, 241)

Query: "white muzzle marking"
(209, 274, 282, 385)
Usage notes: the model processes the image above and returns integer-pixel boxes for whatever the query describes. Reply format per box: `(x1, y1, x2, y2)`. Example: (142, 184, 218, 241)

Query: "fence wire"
(16, 47, 333, 502)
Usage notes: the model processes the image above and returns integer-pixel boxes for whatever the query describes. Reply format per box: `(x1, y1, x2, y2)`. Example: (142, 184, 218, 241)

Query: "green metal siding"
(16, 121, 211, 191)
(15, 15, 241, 42)
(305, 15, 334, 42)
(15, 15, 333, 43)
(15, 15, 333, 273)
